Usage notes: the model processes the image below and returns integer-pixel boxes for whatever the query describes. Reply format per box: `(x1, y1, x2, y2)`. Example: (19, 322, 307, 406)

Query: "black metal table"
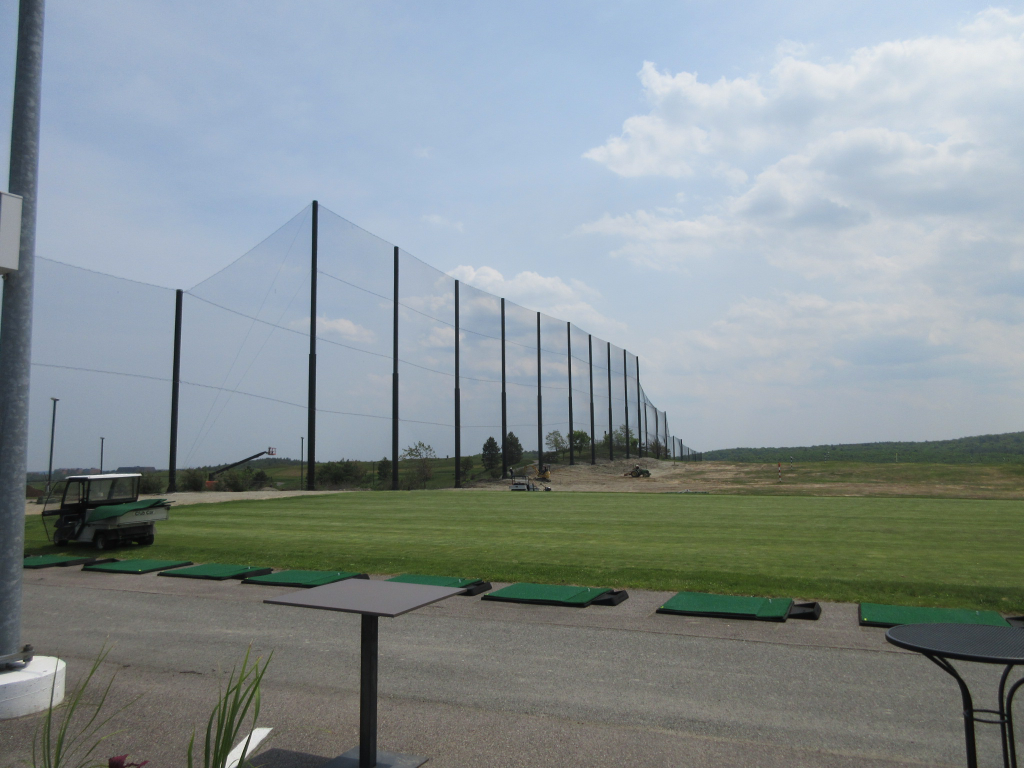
(266, 578, 465, 768)
(887, 623, 1024, 768)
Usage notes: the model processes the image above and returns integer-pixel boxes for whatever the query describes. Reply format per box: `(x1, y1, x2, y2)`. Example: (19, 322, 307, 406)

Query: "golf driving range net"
(24, 203, 698, 480)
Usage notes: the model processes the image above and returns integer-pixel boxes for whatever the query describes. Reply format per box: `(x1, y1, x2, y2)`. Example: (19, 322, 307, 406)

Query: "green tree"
(319, 460, 364, 488)
(569, 430, 591, 456)
(376, 456, 392, 486)
(401, 441, 436, 487)
(545, 430, 567, 461)
(459, 456, 474, 480)
(613, 424, 638, 453)
(481, 437, 501, 475)
(504, 432, 524, 467)
(182, 468, 206, 492)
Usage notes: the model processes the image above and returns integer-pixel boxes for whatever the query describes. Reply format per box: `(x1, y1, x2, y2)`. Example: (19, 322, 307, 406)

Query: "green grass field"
(24, 490, 1024, 612)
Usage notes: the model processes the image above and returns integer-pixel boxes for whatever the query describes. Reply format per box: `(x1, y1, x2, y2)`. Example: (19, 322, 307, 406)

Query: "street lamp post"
(45, 397, 58, 494)
(99, 437, 104, 474)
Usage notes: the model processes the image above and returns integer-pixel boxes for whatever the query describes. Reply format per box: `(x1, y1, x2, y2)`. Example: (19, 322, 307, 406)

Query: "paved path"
(4, 567, 1007, 767)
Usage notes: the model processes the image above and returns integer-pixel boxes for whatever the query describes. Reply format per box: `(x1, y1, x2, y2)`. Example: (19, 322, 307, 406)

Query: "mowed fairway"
(24, 491, 1024, 611)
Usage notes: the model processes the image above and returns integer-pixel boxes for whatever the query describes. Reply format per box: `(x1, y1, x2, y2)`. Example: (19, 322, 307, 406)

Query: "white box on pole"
(0, 191, 24, 274)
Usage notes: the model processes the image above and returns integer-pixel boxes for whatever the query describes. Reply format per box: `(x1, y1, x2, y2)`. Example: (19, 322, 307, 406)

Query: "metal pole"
(567, 323, 574, 466)
(359, 614, 379, 768)
(46, 397, 57, 493)
(167, 288, 183, 492)
(299, 437, 304, 490)
(606, 342, 613, 462)
(623, 349, 630, 459)
(99, 437, 104, 474)
(536, 313, 543, 467)
(454, 280, 461, 488)
(500, 299, 507, 479)
(306, 201, 318, 490)
(392, 246, 399, 490)
(636, 356, 643, 458)
(588, 335, 595, 465)
(0, 0, 45, 660)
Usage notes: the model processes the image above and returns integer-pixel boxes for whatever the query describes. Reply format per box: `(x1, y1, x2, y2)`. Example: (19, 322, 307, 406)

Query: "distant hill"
(704, 432, 1024, 463)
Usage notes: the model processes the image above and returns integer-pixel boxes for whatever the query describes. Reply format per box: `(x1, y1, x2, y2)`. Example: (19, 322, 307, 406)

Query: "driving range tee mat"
(482, 583, 628, 607)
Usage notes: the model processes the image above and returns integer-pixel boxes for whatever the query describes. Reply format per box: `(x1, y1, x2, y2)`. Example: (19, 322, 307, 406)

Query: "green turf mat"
(24, 555, 96, 568)
(158, 564, 273, 581)
(482, 583, 612, 607)
(859, 603, 1011, 628)
(241, 570, 364, 587)
(387, 574, 482, 588)
(85, 499, 168, 523)
(83, 559, 192, 574)
(657, 592, 794, 621)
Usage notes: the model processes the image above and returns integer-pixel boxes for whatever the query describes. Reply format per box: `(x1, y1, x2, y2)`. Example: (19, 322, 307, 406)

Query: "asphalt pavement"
(3, 566, 1009, 767)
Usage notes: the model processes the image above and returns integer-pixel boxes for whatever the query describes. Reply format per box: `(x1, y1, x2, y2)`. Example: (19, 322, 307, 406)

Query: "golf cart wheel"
(137, 534, 155, 546)
(54, 537, 68, 546)
(94, 532, 110, 550)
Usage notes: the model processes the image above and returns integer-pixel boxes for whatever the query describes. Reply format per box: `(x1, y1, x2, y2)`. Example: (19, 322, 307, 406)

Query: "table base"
(321, 748, 427, 768)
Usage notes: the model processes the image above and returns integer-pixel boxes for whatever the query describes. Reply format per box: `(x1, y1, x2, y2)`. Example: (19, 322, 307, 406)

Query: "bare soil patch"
(461, 457, 1024, 499)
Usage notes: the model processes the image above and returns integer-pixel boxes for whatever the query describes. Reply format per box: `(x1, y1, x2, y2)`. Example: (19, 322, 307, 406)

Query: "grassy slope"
(705, 431, 1024, 463)
(25, 491, 1024, 612)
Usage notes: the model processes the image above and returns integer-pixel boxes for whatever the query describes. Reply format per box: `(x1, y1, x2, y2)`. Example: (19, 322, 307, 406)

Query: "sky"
(3, 0, 1024, 468)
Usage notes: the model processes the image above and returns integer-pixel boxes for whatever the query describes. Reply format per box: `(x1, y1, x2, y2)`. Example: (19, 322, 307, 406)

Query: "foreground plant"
(187, 645, 272, 768)
(33, 644, 134, 768)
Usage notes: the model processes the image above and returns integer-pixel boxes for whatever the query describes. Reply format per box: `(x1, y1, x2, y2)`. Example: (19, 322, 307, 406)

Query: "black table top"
(887, 623, 1024, 665)
(264, 577, 465, 618)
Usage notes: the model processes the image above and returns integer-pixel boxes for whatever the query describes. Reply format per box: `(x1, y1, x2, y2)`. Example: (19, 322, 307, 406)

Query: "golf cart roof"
(63, 474, 142, 481)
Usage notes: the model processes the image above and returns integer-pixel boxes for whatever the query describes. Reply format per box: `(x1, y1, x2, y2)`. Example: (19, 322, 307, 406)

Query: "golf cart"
(509, 469, 549, 491)
(42, 474, 172, 550)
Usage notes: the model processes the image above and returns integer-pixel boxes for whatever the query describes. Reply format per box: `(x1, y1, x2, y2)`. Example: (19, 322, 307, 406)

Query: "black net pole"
(454, 280, 461, 488)
(567, 322, 574, 466)
(638, 399, 647, 460)
(306, 200, 318, 490)
(623, 349, 630, 459)
(536, 312, 542, 466)
(167, 288, 183, 493)
(636, 356, 643, 459)
(588, 334, 595, 465)
(500, 298, 507, 479)
(606, 341, 613, 462)
(391, 245, 399, 490)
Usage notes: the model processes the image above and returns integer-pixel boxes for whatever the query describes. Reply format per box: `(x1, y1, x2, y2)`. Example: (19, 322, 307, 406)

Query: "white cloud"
(579, 9, 1024, 445)
(583, 12, 1024, 279)
(314, 315, 376, 344)
(421, 214, 464, 232)
(448, 265, 625, 338)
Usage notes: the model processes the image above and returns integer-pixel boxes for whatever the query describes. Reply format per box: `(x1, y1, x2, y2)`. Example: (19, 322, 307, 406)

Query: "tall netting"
(179, 206, 312, 469)
(22, 202, 697, 481)
(503, 301, 539, 463)
(28, 258, 175, 472)
(590, 335, 611, 459)
(538, 313, 568, 459)
(315, 207, 396, 463)
(457, 281, 502, 464)
(568, 324, 590, 461)
(395, 249, 456, 458)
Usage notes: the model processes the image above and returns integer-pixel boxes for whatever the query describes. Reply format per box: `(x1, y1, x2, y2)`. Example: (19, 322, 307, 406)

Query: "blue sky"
(3, 0, 1024, 466)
